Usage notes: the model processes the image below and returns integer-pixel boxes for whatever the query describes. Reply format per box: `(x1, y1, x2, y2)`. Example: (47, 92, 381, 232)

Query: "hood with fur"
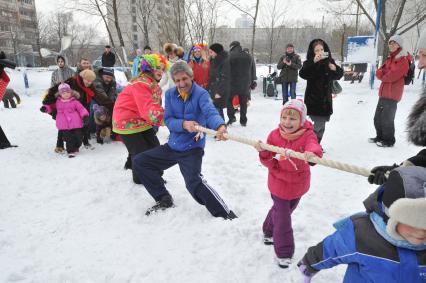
(407, 88, 426, 146)
(54, 89, 80, 99)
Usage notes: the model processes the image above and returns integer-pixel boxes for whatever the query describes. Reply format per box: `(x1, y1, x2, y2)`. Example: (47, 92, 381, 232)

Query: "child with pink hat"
(254, 99, 323, 268)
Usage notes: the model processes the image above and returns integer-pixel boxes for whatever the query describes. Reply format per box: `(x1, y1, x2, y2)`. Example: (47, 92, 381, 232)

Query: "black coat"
(299, 39, 343, 117)
(101, 52, 116, 67)
(229, 45, 254, 96)
(207, 51, 230, 109)
(277, 52, 302, 83)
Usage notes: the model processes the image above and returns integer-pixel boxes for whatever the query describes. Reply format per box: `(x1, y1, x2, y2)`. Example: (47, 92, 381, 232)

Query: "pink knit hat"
(281, 99, 307, 125)
(58, 83, 71, 95)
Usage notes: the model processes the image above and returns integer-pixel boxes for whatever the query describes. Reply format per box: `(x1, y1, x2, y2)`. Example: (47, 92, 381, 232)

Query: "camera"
(321, 52, 329, 59)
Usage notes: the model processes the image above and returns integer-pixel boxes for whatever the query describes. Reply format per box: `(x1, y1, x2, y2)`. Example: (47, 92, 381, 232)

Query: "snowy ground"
(0, 68, 424, 283)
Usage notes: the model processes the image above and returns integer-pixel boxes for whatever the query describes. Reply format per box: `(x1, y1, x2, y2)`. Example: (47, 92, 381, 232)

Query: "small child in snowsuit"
(254, 99, 323, 268)
(298, 166, 426, 283)
(93, 104, 112, 144)
(42, 83, 89, 158)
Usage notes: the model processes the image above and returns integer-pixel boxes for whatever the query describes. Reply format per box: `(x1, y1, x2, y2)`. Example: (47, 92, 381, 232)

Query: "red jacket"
(259, 121, 323, 200)
(112, 74, 164, 135)
(376, 49, 410, 102)
(189, 59, 210, 89)
(0, 71, 10, 100)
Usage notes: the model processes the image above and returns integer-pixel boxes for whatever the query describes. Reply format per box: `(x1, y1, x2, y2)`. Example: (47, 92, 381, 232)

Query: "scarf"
(193, 57, 202, 64)
(278, 124, 306, 141)
(76, 76, 95, 104)
(370, 212, 426, 251)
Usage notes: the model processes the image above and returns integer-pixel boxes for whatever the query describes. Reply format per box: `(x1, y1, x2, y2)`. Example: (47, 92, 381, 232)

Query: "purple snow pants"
(262, 194, 300, 258)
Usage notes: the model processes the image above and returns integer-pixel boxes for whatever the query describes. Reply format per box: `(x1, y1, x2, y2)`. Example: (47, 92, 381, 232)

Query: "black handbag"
(331, 80, 342, 94)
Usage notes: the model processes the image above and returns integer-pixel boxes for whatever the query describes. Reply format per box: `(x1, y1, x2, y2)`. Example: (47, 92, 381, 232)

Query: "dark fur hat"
(174, 46, 185, 59)
(163, 43, 176, 54)
(407, 89, 426, 146)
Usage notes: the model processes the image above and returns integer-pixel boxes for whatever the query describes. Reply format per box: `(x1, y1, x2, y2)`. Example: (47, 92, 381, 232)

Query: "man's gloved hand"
(250, 81, 257, 90)
(297, 261, 317, 283)
(83, 116, 90, 127)
(40, 105, 47, 113)
(368, 163, 399, 185)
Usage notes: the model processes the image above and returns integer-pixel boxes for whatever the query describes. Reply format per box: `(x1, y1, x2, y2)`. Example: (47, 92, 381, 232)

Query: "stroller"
(262, 71, 278, 98)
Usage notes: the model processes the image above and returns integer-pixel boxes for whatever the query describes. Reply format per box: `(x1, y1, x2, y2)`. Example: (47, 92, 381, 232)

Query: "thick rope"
(195, 125, 371, 177)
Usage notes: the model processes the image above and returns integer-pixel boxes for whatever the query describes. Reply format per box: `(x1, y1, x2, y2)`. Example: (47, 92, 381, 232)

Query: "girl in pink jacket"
(43, 83, 89, 158)
(254, 99, 322, 268)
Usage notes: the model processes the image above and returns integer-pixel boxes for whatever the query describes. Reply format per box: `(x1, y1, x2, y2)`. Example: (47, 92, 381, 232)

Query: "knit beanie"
(101, 68, 114, 77)
(209, 43, 224, 54)
(229, 41, 240, 50)
(58, 83, 71, 95)
(418, 28, 426, 50)
(381, 167, 426, 241)
(93, 104, 109, 119)
(389, 34, 404, 48)
(281, 99, 307, 126)
(79, 69, 96, 81)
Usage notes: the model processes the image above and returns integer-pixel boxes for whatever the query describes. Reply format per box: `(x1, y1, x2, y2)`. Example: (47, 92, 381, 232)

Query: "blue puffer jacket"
(302, 186, 426, 283)
(165, 82, 224, 152)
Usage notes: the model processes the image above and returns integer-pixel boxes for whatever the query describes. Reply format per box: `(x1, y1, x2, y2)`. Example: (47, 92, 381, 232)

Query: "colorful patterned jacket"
(112, 74, 164, 134)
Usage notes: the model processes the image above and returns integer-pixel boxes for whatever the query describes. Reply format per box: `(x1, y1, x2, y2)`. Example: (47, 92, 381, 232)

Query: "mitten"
(297, 261, 317, 283)
(96, 137, 103, 144)
(250, 81, 257, 90)
(368, 164, 399, 185)
(83, 116, 90, 127)
(40, 105, 47, 113)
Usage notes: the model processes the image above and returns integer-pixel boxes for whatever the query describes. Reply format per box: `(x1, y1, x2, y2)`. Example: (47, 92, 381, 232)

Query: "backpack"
(404, 56, 415, 85)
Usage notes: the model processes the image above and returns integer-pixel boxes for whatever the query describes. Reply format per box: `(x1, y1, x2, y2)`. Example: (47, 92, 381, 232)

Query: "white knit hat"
(389, 34, 404, 48)
(384, 167, 426, 241)
(386, 198, 426, 241)
(418, 29, 426, 50)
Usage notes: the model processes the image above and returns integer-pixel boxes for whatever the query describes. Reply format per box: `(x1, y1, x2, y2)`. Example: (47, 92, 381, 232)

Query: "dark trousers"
(56, 131, 64, 148)
(82, 125, 90, 146)
(61, 128, 83, 153)
(309, 115, 329, 144)
(0, 125, 11, 147)
(227, 93, 248, 125)
(133, 144, 231, 218)
(263, 195, 300, 258)
(3, 97, 16, 108)
(282, 81, 296, 104)
(120, 129, 160, 183)
(374, 97, 397, 145)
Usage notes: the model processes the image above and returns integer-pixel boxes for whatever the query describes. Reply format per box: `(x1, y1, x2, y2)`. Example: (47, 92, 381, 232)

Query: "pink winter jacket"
(259, 121, 323, 200)
(46, 97, 89, 130)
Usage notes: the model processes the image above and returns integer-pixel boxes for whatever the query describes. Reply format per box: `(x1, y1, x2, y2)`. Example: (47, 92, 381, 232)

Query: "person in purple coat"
(42, 83, 89, 158)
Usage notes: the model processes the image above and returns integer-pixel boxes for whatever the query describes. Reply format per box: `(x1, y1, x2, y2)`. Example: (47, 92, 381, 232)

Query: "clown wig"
(140, 53, 170, 73)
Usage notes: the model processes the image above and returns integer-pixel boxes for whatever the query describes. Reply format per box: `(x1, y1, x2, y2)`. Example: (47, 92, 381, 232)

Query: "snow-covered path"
(0, 68, 423, 282)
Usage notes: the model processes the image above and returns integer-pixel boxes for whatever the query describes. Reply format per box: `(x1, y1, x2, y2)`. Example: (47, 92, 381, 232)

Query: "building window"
(131, 0, 136, 3)
(131, 7, 136, 14)
(133, 34, 138, 41)
(133, 43, 138, 50)
(132, 16, 136, 23)
(132, 25, 137, 32)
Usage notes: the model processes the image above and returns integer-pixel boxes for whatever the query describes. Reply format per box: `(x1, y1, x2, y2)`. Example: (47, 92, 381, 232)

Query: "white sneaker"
(276, 257, 292, 268)
(263, 235, 273, 245)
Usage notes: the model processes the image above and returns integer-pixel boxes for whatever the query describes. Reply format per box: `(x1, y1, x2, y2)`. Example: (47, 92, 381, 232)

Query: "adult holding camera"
(277, 43, 302, 104)
(299, 39, 343, 145)
(0, 51, 18, 149)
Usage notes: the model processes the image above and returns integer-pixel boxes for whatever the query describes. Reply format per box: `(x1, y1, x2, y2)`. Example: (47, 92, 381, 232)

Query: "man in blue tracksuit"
(133, 61, 236, 219)
(298, 166, 426, 283)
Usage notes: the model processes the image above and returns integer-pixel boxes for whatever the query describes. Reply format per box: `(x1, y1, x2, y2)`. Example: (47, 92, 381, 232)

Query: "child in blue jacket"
(298, 166, 426, 283)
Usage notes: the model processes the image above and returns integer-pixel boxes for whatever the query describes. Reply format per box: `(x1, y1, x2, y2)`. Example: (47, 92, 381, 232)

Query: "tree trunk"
(250, 0, 260, 55)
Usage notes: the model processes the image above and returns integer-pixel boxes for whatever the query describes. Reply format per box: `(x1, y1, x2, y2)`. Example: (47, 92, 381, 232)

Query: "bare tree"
(131, 0, 157, 48)
(184, 0, 221, 45)
(260, 0, 286, 64)
(223, 0, 261, 54)
(353, 0, 426, 58)
(157, 0, 185, 47)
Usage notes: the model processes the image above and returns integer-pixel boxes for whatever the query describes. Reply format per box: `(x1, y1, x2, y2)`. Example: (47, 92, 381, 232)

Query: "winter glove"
(96, 137, 103, 144)
(368, 163, 399, 185)
(83, 116, 90, 127)
(40, 106, 47, 113)
(250, 81, 257, 90)
(297, 261, 317, 283)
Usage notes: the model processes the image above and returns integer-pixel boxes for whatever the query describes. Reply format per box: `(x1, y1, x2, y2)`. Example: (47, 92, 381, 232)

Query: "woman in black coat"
(208, 43, 230, 119)
(299, 39, 343, 144)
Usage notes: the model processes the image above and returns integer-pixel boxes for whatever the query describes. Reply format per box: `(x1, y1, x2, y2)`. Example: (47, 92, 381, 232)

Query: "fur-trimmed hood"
(407, 88, 426, 146)
(54, 89, 80, 99)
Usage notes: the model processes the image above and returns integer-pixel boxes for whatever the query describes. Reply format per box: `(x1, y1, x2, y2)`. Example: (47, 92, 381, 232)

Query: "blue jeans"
(282, 82, 296, 104)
